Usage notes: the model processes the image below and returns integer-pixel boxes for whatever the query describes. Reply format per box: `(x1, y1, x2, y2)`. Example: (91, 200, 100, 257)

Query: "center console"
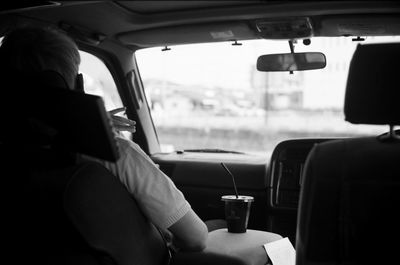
(268, 139, 334, 209)
(266, 138, 336, 242)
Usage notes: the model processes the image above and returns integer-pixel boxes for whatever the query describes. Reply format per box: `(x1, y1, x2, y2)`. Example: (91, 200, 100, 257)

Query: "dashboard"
(266, 138, 336, 242)
(267, 138, 335, 209)
(153, 138, 338, 240)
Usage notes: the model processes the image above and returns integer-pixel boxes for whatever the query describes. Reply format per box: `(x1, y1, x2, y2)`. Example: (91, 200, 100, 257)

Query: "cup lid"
(221, 195, 254, 202)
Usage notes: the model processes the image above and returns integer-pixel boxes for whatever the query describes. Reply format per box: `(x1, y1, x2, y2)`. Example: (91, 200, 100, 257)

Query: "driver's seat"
(1, 71, 169, 265)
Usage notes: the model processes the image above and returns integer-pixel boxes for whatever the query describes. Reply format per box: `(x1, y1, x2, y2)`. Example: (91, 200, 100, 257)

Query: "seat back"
(4, 156, 168, 265)
(64, 162, 168, 265)
(296, 43, 400, 265)
(1, 70, 120, 161)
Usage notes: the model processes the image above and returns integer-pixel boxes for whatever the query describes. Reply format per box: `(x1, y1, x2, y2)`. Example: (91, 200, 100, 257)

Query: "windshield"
(136, 36, 399, 156)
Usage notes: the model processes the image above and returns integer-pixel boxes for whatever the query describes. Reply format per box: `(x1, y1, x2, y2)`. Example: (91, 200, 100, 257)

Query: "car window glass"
(79, 51, 132, 139)
(136, 37, 399, 156)
(79, 51, 123, 111)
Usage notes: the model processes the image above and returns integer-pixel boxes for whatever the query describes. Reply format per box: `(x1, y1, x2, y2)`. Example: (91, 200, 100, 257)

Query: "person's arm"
(108, 137, 207, 251)
(168, 209, 208, 252)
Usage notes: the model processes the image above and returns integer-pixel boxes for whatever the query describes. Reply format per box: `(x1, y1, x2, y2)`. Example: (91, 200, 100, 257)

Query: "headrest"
(344, 43, 400, 125)
(1, 70, 120, 162)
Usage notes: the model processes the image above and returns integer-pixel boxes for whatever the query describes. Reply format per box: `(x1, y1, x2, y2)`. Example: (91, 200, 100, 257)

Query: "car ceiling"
(1, 1, 400, 49)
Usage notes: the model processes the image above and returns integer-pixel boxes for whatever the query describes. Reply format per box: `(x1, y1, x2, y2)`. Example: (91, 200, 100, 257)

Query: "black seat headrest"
(344, 43, 400, 125)
(1, 70, 120, 162)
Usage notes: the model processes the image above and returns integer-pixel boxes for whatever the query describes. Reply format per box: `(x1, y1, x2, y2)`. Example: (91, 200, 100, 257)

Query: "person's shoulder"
(116, 135, 141, 150)
(115, 135, 151, 160)
(115, 135, 162, 171)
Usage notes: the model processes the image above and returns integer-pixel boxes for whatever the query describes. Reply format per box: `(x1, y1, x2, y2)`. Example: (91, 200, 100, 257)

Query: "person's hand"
(108, 107, 136, 133)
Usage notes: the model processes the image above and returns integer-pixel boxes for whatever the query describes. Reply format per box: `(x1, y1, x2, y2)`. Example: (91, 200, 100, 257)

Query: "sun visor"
(118, 22, 257, 47)
(320, 15, 400, 37)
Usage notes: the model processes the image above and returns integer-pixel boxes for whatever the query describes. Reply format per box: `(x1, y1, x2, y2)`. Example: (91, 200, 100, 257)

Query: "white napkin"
(263, 237, 296, 265)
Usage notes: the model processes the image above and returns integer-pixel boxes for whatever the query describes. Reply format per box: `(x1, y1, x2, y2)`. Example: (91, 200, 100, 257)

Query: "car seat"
(296, 43, 400, 265)
(1, 70, 169, 265)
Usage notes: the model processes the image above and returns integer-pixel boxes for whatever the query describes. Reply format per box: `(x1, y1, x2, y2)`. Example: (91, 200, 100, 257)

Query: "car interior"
(1, 1, 400, 265)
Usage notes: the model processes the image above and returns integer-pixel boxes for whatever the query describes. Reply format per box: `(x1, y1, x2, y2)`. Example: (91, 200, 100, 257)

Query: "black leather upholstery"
(296, 43, 400, 265)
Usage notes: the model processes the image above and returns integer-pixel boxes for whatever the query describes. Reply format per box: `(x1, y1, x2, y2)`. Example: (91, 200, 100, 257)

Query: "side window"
(79, 51, 132, 139)
(79, 51, 123, 111)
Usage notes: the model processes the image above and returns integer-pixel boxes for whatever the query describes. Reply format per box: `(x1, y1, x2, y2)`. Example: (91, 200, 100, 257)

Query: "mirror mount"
(288, 40, 295, 53)
(288, 40, 295, 74)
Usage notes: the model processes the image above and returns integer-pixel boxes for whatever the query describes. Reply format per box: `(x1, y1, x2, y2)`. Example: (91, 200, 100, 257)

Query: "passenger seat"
(296, 43, 400, 265)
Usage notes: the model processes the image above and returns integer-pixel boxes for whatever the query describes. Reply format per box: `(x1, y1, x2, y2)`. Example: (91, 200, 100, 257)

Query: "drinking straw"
(221, 162, 239, 198)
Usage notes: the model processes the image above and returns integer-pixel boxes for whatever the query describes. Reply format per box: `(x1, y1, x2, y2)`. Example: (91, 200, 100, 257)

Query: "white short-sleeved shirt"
(82, 136, 191, 230)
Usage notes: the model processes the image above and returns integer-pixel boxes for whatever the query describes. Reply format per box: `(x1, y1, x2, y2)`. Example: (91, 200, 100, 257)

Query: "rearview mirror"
(257, 52, 326, 72)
